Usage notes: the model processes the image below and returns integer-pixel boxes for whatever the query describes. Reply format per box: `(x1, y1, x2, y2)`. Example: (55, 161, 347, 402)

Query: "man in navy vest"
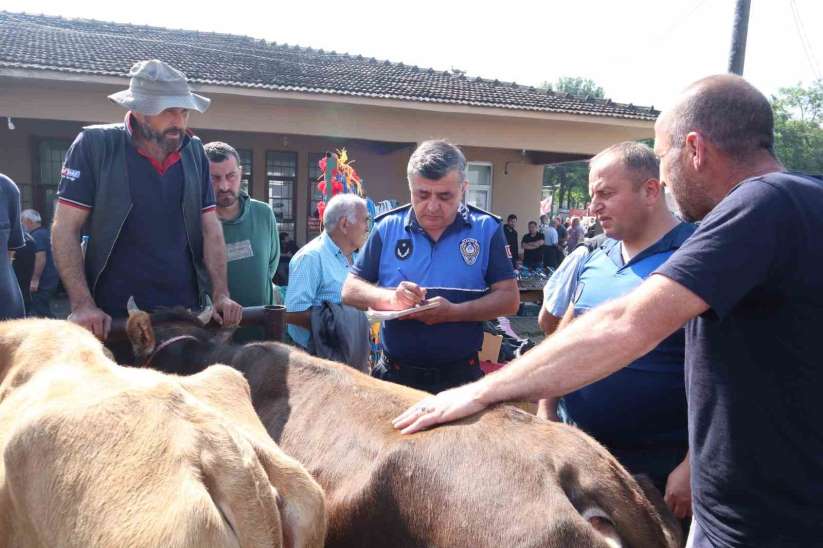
(342, 140, 519, 393)
(52, 60, 242, 350)
(396, 75, 823, 548)
(536, 142, 694, 523)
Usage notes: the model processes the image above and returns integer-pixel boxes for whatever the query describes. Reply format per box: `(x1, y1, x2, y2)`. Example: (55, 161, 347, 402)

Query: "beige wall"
(1, 72, 651, 245)
(0, 117, 416, 245)
(0, 118, 548, 246)
(461, 146, 544, 228)
(0, 73, 654, 154)
(194, 129, 414, 244)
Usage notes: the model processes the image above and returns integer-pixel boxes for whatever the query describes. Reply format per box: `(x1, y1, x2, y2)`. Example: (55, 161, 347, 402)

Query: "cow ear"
(126, 311, 156, 360)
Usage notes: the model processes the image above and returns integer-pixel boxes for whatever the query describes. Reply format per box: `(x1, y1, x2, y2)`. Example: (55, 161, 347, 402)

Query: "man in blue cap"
(52, 59, 241, 356)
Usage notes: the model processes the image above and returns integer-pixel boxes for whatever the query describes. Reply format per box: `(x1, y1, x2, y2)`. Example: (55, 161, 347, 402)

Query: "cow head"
(125, 297, 234, 374)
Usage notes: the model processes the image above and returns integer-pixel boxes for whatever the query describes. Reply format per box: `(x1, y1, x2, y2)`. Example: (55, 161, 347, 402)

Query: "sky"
(3, 0, 821, 109)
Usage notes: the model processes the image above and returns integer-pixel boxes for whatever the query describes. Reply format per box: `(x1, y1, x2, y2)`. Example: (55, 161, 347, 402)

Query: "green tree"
(543, 161, 590, 212)
(537, 76, 605, 213)
(771, 80, 823, 173)
(540, 77, 605, 99)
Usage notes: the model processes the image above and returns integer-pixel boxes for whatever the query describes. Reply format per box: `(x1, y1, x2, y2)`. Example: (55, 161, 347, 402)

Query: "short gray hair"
(204, 141, 241, 165)
(407, 140, 466, 183)
(324, 193, 367, 229)
(21, 209, 41, 224)
(590, 141, 660, 188)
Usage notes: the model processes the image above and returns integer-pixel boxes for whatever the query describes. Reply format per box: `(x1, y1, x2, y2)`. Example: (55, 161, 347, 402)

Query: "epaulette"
(466, 203, 502, 222)
(374, 203, 411, 222)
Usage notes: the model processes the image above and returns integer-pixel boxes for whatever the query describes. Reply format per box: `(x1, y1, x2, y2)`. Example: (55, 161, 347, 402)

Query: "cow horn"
(197, 295, 214, 325)
(127, 296, 142, 316)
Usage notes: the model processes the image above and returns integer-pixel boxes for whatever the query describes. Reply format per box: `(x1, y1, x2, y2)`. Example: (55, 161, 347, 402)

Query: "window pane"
(467, 189, 489, 211)
(267, 151, 297, 178)
(266, 151, 297, 240)
(237, 148, 252, 196)
(37, 140, 71, 224)
(307, 152, 325, 240)
(39, 141, 70, 187)
(466, 163, 492, 210)
(467, 164, 491, 188)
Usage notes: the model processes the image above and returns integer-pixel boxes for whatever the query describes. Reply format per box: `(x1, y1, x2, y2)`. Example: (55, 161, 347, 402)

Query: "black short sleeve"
(56, 132, 96, 209)
(655, 180, 792, 320)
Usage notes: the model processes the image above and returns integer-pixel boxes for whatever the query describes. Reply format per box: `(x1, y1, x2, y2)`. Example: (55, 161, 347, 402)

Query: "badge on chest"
(460, 238, 480, 265)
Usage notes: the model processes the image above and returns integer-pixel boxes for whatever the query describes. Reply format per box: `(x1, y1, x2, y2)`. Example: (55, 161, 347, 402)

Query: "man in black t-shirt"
(503, 214, 519, 268)
(520, 221, 544, 268)
(394, 74, 823, 548)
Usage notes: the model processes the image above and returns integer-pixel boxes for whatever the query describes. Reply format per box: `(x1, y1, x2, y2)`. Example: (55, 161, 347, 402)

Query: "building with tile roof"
(0, 11, 657, 244)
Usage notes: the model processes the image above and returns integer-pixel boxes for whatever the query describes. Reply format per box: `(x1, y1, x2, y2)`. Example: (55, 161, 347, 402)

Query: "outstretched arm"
(394, 274, 708, 433)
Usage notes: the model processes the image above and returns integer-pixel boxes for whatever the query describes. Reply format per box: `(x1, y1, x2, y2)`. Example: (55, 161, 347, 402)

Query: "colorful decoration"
(315, 149, 364, 223)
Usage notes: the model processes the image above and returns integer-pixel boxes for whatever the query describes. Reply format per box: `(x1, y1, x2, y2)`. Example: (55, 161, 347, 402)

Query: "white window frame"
(465, 161, 493, 211)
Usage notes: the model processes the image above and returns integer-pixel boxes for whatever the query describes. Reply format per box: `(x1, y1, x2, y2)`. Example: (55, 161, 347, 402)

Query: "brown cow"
(127, 309, 684, 548)
(0, 318, 326, 548)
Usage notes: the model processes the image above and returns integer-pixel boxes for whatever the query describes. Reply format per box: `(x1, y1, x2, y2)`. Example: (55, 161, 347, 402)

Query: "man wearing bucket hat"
(52, 59, 242, 353)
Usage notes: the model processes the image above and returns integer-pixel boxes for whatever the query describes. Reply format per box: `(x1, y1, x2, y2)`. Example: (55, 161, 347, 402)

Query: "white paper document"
(366, 300, 441, 322)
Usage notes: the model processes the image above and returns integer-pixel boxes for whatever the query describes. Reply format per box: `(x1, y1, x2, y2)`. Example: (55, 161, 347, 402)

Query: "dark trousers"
(542, 245, 562, 269)
(372, 353, 484, 393)
(29, 286, 56, 318)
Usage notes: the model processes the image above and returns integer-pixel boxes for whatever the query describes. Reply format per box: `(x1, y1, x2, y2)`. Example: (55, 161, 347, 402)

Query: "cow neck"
(142, 335, 202, 370)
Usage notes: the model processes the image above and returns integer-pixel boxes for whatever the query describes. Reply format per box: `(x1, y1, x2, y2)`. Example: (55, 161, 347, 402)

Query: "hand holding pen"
(393, 268, 427, 309)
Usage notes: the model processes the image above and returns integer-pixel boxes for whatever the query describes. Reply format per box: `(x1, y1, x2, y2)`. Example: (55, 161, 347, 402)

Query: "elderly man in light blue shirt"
(286, 193, 369, 349)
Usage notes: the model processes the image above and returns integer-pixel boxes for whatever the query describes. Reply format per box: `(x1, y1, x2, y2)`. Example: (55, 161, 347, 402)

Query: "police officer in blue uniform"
(342, 140, 519, 393)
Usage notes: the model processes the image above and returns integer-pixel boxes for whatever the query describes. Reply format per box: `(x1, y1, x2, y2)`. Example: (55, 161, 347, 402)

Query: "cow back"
(230, 343, 683, 548)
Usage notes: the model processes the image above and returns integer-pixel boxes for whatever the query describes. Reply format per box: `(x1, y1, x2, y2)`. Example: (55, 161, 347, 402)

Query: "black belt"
(382, 352, 480, 386)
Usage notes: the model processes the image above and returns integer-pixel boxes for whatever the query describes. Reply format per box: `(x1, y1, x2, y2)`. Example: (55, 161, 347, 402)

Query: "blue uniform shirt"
(564, 222, 695, 448)
(352, 204, 515, 366)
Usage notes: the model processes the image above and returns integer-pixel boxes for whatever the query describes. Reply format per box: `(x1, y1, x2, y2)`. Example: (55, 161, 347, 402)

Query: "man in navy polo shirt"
(342, 140, 519, 393)
(20, 209, 59, 318)
(537, 142, 693, 522)
(52, 59, 241, 351)
(396, 75, 823, 548)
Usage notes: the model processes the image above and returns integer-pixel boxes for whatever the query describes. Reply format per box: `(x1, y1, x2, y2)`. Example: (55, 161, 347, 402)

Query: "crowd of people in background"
(504, 212, 601, 272)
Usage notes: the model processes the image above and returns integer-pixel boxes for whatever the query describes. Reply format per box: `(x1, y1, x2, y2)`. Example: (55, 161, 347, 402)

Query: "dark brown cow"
(126, 310, 683, 548)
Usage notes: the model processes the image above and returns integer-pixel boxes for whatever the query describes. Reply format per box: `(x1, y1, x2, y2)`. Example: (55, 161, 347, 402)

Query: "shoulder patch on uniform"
(374, 203, 411, 222)
(395, 238, 413, 260)
(466, 204, 501, 222)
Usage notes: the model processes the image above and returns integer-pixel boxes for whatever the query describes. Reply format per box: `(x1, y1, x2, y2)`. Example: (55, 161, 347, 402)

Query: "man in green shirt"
(205, 142, 280, 339)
